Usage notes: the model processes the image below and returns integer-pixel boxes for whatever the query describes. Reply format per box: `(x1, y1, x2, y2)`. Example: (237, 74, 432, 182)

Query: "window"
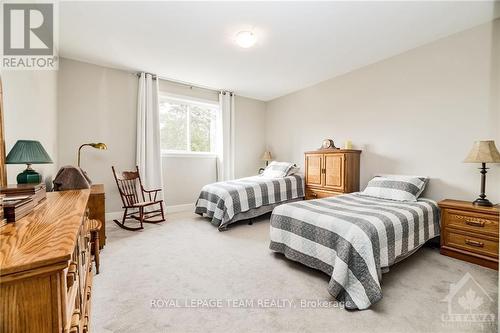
(159, 95, 218, 155)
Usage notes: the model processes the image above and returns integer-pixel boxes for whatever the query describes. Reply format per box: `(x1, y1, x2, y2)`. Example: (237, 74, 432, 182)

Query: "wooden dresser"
(304, 149, 361, 200)
(438, 199, 499, 270)
(0, 190, 94, 333)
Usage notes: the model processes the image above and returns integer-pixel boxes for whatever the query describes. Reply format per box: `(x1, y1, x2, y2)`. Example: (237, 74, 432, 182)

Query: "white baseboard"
(105, 203, 194, 221)
(165, 203, 194, 213)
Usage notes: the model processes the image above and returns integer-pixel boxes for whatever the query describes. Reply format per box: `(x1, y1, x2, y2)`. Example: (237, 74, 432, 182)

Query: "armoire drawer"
(305, 188, 341, 200)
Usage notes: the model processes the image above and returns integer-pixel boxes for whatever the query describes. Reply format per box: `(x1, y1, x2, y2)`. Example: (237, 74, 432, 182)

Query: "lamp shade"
(261, 151, 272, 161)
(464, 140, 500, 163)
(89, 142, 107, 150)
(6, 140, 53, 164)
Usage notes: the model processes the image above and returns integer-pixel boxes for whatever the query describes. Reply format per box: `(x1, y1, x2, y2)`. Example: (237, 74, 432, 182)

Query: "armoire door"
(323, 154, 344, 191)
(305, 154, 323, 187)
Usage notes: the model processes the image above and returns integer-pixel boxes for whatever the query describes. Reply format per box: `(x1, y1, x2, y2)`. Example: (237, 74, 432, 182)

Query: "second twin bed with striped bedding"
(269, 192, 440, 310)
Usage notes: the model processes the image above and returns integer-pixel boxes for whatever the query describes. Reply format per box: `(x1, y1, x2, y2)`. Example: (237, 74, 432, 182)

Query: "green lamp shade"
(6, 140, 53, 164)
(6, 140, 53, 184)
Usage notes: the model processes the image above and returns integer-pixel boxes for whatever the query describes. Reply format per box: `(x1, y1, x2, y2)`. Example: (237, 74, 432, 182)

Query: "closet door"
(305, 154, 323, 188)
(323, 154, 344, 191)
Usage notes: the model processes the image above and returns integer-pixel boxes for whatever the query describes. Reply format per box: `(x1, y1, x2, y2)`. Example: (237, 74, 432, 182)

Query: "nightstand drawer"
(443, 229, 498, 259)
(443, 209, 498, 237)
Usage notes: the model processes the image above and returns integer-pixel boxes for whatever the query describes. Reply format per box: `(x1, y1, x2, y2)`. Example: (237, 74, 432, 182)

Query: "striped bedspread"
(269, 193, 440, 310)
(195, 174, 305, 230)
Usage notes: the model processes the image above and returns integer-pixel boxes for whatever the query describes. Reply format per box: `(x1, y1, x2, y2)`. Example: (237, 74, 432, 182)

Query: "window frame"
(159, 92, 219, 157)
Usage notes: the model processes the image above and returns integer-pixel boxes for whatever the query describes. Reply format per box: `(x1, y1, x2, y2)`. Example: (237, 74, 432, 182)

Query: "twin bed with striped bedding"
(195, 174, 305, 230)
(269, 193, 440, 310)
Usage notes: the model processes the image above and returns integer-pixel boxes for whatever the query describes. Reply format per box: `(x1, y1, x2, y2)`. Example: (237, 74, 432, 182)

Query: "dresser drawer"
(305, 188, 341, 200)
(443, 229, 498, 259)
(443, 209, 498, 237)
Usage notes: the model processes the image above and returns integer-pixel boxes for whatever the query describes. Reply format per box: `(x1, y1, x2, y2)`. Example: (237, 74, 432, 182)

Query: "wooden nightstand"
(438, 199, 499, 270)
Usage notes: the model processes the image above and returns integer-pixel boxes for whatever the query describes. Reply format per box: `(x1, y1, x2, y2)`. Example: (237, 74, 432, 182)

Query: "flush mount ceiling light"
(235, 31, 257, 48)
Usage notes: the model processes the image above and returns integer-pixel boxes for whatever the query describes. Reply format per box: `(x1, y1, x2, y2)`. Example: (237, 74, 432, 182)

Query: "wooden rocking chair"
(112, 166, 165, 231)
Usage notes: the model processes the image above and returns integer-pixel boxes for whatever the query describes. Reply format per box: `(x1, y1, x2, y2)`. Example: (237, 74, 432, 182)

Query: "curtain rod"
(135, 72, 233, 95)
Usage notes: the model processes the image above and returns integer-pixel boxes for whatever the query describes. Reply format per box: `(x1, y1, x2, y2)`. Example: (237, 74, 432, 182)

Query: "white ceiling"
(59, 1, 500, 101)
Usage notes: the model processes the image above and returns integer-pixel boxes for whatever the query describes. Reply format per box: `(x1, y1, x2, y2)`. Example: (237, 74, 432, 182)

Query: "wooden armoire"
(304, 149, 361, 200)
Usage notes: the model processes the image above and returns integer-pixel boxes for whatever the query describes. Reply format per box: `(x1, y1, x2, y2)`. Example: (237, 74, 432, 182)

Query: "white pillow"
(360, 175, 428, 202)
(376, 174, 429, 198)
(262, 161, 294, 178)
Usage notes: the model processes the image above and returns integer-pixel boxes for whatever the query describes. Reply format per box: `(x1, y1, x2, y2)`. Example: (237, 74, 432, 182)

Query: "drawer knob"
(465, 239, 484, 248)
(70, 309, 81, 328)
(465, 220, 485, 228)
(66, 262, 77, 288)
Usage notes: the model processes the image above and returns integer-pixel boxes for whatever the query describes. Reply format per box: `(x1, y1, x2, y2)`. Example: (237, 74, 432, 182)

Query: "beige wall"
(2, 71, 58, 189)
(159, 79, 219, 102)
(57, 58, 138, 212)
(162, 155, 217, 206)
(57, 58, 267, 211)
(265, 20, 500, 203)
(234, 96, 267, 178)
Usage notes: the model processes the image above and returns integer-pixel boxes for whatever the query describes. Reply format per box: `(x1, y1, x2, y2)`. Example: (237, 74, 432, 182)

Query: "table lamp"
(261, 151, 272, 167)
(6, 140, 53, 184)
(464, 140, 500, 207)
(78, 142, 107, 167)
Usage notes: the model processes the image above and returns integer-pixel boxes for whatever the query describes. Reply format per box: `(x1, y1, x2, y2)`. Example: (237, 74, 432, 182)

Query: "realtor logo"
(441, 273, 496, 330)
(1, 2, 58, 70)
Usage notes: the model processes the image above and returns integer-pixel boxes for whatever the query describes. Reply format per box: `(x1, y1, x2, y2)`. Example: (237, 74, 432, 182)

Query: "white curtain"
(136, 73, 163, 196)
(216, 91, 235, 181)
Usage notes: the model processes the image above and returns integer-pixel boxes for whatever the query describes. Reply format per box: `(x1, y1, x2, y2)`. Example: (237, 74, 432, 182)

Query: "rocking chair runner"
(112, 166, 165, 231)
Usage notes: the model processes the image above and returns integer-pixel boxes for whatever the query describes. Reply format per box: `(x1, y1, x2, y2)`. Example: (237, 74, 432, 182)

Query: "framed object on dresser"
(438, 199, 499, 270)
(304, 149, 361, 200)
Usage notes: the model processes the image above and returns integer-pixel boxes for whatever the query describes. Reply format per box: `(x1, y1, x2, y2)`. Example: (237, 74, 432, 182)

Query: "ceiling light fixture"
(235, 31, 257, 48)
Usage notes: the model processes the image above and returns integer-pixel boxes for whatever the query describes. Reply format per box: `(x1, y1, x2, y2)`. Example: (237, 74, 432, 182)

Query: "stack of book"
(3, 196, 34, 222)
(0, 183, 47, 206)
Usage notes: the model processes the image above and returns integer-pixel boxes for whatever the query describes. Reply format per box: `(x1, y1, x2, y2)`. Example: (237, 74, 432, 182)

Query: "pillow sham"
(262, 161, 294, 178)
(360, 175, 428, 202)
(376, 174, 429, 198)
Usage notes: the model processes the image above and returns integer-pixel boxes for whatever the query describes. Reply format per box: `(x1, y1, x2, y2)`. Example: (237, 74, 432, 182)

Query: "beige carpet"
(92, 212, 498, 333)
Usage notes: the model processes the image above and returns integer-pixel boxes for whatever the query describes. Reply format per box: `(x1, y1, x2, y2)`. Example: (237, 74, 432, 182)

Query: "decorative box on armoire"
(304, 149, 361, 200)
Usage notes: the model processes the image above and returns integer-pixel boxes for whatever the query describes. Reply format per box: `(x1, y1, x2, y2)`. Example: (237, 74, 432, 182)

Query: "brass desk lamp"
(78, 143, 107, 167)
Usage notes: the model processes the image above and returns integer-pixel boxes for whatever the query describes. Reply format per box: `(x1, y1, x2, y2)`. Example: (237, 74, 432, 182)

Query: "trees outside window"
(159, 96, 218, 154)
